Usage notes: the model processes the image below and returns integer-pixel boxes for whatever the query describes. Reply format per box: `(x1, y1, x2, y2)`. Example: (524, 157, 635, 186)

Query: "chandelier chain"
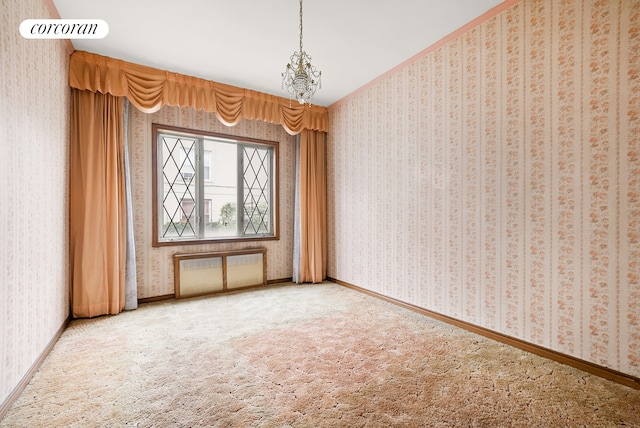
(298, 0, 303, 54)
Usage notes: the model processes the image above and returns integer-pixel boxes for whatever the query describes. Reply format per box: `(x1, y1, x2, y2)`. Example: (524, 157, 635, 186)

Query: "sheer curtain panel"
(123, 99, 138, 310)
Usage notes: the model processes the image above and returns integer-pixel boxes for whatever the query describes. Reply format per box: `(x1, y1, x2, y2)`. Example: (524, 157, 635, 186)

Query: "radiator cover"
(173, 248, 266, 298)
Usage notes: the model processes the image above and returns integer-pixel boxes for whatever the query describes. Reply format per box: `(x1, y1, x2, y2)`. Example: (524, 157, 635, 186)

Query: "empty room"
(2, 0, 640, 426)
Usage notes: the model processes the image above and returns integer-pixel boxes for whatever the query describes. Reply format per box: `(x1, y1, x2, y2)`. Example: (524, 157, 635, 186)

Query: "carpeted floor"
(2, 282, 639, 427)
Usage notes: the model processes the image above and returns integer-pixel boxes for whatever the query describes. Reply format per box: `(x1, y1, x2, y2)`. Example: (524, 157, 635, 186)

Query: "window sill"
(152, 235, 279, 247)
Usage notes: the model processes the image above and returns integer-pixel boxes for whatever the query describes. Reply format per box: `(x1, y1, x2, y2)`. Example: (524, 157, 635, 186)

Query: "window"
(153, 124, 279, 246)
(179, 148, 195, 181)
(180, 198, 195, 223)
(203, 150, 212, 181)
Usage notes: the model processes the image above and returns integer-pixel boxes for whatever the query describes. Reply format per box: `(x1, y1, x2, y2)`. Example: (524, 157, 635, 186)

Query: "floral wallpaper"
(328, 0, 640, 378)
(1, 0, 70, 407)
(128, 106, 296, 299)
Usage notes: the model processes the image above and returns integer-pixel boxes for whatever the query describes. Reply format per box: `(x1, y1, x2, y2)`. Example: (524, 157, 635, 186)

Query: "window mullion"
(237, 143, 244, 237)
(197, 138, 205, 238)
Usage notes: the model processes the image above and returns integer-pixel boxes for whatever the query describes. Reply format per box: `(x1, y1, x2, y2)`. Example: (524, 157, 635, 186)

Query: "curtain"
(294, 129, 327, 283)
(70, 89, 126, 318)
(68, 50, 329, 309)
(123, 99, 138, 310)
(68, 50, 329, 135)
(293, 136, 302, 282)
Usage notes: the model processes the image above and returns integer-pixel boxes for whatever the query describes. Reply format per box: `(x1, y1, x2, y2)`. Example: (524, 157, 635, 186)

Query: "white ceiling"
(52, 0, 504, 107)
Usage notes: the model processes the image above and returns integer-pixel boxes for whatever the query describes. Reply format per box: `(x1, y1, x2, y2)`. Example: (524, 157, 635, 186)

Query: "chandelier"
(281, 0, 321, 105)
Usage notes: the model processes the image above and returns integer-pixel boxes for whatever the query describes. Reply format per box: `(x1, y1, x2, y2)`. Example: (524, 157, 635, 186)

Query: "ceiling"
(52, 0, 504, 107)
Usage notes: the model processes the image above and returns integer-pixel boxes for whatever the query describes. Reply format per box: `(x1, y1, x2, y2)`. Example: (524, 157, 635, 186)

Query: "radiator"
(173, 248, 266, 299)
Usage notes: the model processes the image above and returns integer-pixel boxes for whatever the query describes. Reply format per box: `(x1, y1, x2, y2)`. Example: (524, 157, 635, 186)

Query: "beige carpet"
(2, 282, 639, 427)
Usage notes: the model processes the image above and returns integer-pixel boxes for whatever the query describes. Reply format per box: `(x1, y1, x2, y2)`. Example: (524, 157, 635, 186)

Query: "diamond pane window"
(153, 124, 278, 246)
(243, 146, 272, 235)
(160, 136, 197, 239)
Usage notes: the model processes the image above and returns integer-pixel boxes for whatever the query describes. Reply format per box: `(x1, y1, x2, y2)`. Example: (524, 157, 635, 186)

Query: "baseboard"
(137, 294, 175, 304)
(267, 277, 293, 284)
(138, 279, 294, 304)
(328, 277, 640, 390)
(0, 315, 71, 420)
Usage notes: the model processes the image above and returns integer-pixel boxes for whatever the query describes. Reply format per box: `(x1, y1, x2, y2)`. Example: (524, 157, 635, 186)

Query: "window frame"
(152, 123, 279, 247)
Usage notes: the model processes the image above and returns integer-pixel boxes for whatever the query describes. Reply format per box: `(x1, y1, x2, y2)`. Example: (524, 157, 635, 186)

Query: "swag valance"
(68, 50, 328, 135)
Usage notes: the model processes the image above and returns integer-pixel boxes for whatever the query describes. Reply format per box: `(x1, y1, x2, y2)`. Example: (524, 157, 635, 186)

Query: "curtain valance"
(69, 50, 328, 135)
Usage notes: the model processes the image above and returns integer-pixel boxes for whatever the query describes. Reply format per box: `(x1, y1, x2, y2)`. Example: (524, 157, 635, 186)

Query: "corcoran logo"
(20, 19, 109, 39)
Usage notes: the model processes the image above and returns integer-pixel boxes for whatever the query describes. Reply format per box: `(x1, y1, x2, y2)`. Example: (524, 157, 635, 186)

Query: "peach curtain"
(68, 50, 329, 135)
(70, 89, 126, 318)
(297, 129, 327, 282)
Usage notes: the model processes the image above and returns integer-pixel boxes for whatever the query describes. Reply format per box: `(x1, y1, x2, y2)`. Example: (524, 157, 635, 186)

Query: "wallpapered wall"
(128, 106, 296, 299)
(328, 0, 640, 378)
(1, 0, 70, 406)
